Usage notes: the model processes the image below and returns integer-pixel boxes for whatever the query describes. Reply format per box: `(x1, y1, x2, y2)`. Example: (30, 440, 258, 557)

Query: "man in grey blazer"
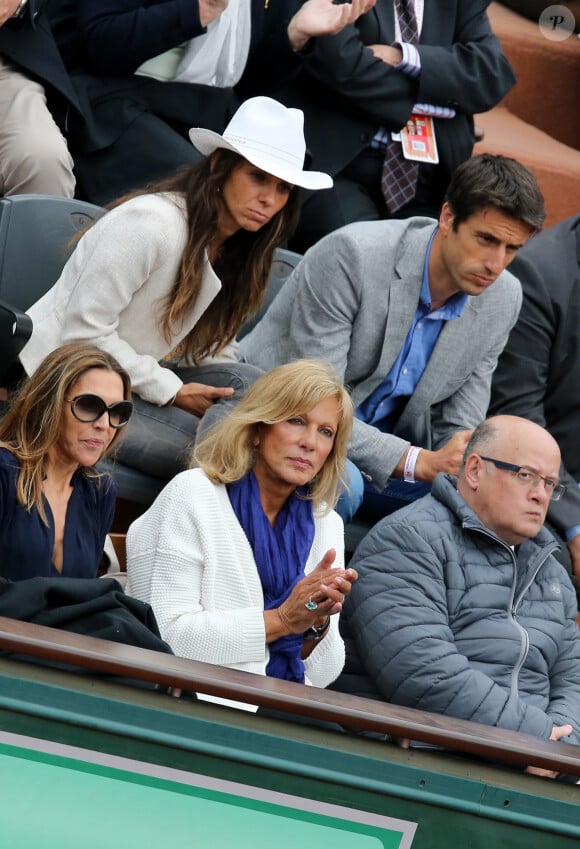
(239, 154, 545, 520)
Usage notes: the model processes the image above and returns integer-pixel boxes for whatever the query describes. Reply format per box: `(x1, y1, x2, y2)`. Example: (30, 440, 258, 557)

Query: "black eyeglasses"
(479, 456, 566, 501)
(66, 394, 133, 429)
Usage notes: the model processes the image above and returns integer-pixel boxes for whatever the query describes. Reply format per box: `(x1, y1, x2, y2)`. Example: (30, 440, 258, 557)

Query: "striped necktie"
(381, 0, 420, 213)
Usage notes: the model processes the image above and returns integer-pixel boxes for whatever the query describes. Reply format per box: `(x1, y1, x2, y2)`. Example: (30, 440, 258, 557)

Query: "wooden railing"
(0, 615, 579, 778)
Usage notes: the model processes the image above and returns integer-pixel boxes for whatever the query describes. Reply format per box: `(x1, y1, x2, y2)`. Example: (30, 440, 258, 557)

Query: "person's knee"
(335, 460, 365, 524)
(3, 133, 75, 197)
(192, 363, 262, 444)
(229, 362, 263, 393)
(115, 398, 199, 480)
(186, 362, 264, 395)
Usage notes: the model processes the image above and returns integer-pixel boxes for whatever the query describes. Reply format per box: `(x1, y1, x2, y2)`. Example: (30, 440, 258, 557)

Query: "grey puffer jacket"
(336, 474, 580, 744)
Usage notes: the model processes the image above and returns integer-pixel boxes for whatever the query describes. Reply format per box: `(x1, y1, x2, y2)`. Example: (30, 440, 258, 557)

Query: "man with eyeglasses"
(334, 415, 580, 771)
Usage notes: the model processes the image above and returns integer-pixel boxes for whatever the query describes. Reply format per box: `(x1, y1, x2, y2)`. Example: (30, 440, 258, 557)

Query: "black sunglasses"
(66, 394, 133, 429)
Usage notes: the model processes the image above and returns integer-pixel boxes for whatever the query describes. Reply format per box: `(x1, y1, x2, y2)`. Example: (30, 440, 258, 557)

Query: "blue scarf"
(227, 470, 315, 682)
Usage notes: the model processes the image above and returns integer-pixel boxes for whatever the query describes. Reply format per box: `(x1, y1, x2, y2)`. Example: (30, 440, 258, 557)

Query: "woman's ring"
(305, 597, 318, 611)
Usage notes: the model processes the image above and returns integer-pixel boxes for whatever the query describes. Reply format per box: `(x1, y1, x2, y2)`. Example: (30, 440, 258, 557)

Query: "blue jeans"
(359, 475, 432, 524)
(114, 362, 262, 480)
(335, 459, 365, 523)
(335, 460, 431, 525)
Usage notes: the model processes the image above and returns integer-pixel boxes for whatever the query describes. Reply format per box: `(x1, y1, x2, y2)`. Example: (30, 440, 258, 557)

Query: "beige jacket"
(20, 192, 221, 405)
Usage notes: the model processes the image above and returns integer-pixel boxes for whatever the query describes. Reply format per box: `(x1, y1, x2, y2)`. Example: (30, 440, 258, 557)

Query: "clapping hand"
(0, 0, 23, 26)
(198, 0, 229, 28)
(277, 549, 358, 635)
(287, 0, 376, 52)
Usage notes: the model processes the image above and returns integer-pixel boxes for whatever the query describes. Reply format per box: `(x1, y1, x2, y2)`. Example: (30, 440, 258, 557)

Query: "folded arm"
(302, 0, 514, 127)
(75, 0, 207, 74)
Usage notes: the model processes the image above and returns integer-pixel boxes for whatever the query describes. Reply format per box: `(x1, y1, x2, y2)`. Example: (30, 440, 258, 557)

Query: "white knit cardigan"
(126, 468, 346, 687)
(20, 193, 221, 406)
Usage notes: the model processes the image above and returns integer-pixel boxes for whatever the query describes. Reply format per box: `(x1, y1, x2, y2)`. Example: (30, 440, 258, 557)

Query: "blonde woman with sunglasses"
(0, 343, 133, 580)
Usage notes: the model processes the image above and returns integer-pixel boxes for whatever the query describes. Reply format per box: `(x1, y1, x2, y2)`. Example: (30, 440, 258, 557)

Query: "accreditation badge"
(401, 113, 439, 164)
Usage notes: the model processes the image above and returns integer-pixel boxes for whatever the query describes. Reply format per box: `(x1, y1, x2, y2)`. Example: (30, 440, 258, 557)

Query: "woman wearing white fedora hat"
(47, 0, 375, 206)
(19, 96, 333, 482)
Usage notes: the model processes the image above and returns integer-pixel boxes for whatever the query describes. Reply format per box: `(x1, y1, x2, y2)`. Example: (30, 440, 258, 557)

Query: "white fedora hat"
(189, 96, 332, 191)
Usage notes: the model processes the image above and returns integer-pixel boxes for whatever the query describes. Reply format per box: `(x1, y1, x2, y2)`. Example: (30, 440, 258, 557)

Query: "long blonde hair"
(193, 360, 354, 512)
(0, 343, 131, 523)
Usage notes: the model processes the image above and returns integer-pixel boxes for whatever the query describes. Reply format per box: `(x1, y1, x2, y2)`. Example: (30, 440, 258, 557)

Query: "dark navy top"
(0, 448, 116, 581)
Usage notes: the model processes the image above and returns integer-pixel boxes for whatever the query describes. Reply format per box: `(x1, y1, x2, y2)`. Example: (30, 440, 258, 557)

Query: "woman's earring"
(217, 185, 222, 194)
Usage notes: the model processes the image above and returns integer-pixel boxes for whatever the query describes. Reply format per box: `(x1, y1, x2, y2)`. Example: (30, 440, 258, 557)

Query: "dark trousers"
(72, 78, 236, 206)
(114, 362, 262, 481)
(290, 147, 448, 253)
(74, 111, 203, 206)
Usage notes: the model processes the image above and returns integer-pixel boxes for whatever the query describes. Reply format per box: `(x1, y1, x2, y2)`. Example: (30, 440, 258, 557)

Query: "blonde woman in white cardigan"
(19, 97, 332, 480)
(127, 360, 357, 693)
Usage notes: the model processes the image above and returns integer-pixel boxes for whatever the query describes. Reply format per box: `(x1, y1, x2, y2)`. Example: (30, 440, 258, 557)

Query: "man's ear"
(439, 201, 454, 236)
(461, 453, 482, 491)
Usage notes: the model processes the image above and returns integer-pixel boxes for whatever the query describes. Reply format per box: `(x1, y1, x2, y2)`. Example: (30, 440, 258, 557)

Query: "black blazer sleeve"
(66, 0, 206, 74)
(301, 0, 514, 128)
(0, 1, 82, 120)
(490, 217, 580, 536)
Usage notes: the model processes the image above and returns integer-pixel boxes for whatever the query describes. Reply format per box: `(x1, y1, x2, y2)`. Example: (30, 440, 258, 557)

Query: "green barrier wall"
(0, 739, 413, 849)
(0, 663, 578, 849)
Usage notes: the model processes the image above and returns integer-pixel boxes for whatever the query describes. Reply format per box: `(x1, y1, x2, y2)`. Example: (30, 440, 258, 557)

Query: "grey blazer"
(239, 218, 522, 490)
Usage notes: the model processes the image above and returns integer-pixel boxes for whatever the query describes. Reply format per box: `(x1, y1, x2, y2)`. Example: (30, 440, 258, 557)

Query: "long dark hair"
(109, 151, 301, 363)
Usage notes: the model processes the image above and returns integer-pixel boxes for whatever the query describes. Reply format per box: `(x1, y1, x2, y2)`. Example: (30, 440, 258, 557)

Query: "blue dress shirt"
(357, 232, 468, 432)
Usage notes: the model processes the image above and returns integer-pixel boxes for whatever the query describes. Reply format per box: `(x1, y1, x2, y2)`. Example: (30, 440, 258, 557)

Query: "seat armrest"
(0, 298, 33, 385)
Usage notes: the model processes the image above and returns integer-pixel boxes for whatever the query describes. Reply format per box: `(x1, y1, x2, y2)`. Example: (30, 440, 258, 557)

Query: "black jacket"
(47, 0, 303, 151)
(0, 575, 172, 651)
(275, 0, 515, 180)
(490, 216, 580, 537)
(0, 0, 83, 132)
